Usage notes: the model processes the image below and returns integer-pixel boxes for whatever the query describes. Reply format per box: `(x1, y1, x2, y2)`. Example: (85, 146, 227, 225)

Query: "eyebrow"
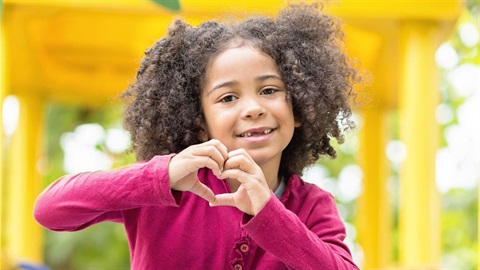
(206, 74, 283, 96)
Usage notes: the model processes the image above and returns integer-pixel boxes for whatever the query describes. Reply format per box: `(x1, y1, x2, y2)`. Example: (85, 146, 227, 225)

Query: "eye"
(261, 87, 279, 95)
(219, 95, 237, 103)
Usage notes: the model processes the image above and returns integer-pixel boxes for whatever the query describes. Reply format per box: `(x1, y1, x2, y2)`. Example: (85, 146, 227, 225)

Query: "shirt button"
(233, 263, 243, 270)
(240, 243, 249, 253)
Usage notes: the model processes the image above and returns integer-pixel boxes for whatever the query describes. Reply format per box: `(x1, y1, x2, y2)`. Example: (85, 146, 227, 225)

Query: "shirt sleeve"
(34, 154, 180, 232)
(241, 192, 358, 270)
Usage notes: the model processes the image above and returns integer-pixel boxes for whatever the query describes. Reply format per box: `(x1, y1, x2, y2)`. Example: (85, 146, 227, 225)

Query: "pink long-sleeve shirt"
(34, 155, 358, 270)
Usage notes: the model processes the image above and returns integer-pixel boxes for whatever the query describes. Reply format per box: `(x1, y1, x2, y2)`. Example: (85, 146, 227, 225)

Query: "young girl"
(35, 3, 361, 269)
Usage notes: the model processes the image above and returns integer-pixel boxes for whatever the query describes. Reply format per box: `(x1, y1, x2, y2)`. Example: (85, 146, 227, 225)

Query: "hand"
(168, 139, 228, 203)
(210, 148, 272, 216)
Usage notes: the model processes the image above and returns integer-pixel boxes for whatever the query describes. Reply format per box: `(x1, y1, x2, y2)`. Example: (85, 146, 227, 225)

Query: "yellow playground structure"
(1, 0, 467, 269)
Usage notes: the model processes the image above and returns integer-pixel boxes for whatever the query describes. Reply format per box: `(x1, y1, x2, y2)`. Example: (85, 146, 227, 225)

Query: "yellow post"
(357, 107, 392, 268)
(4, 93, 45, 263)
(398, 22, 441, 268)
(1, 8, 9, 266)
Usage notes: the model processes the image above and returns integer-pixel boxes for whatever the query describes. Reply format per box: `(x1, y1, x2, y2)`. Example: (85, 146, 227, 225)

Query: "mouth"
(238, 128, 274, 138)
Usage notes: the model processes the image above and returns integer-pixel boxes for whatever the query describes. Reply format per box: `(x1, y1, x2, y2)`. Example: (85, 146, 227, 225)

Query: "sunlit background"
(1, 0, 478, 269)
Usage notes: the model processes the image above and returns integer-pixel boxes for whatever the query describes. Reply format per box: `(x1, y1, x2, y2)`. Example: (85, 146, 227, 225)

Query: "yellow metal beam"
(1, 6, 7, 265)
(327, 0, 462, 20)
(2, 0, 461, 108)
(398, 21, 441, 267)
(3, 0, 286, 16)
(4, 93, 45, 263)
(357, 107, 392, 268)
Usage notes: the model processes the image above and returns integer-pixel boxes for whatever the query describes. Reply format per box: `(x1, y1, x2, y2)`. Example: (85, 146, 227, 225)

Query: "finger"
(200, 139, 228, 163)
(227, 148, 254, 162)
(189, 179, 215, 203)
(210, 193, 236, 207)
(223, 154, 256, 174)
(224, 154, 263, 175)
(218, 169, 251, 184)
(194, 142, 228, 172)
(196, 146, 224, 167)
(189, 148, 224, 175)
(220, 168, 269, 196)
(206, 139, 229, 162)
(194, 155, 223, 176)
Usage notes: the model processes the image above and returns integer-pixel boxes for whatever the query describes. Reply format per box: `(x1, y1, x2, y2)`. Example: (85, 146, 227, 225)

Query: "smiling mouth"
(238, 129, 274, 138)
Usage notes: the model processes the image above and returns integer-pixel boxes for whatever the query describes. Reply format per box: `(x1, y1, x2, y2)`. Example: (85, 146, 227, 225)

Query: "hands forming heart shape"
(168, 139, 272, 216)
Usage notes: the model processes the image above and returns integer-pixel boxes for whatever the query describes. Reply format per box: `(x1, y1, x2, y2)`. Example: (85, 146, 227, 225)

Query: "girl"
(35, 3, 361, 269)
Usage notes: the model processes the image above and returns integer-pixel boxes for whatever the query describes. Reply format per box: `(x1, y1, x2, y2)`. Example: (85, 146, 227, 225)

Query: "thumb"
(209, 193, 236, 207)
(189, 180, 215, 203)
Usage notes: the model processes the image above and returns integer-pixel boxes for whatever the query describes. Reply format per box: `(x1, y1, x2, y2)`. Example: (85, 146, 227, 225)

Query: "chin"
(249, 152, 281, 166)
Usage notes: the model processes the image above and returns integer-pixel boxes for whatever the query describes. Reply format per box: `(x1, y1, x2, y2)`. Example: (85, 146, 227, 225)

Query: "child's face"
(200, 45, 299, 168)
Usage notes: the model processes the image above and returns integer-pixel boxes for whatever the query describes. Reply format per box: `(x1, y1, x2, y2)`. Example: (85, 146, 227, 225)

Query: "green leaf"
(150, 0, 181, 12)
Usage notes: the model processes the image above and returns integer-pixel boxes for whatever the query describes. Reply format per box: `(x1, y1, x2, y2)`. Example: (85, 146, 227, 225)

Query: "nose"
(241, 97, 266, 119)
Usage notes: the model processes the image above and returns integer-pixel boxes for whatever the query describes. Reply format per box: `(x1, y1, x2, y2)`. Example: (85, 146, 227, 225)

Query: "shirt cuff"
(146, 154, 182, 206)
(241, 191, 283, 235)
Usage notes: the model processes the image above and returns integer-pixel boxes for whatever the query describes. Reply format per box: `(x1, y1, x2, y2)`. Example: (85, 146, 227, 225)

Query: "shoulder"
(283, 174, 335, 205)
(281, 174, 343, 227)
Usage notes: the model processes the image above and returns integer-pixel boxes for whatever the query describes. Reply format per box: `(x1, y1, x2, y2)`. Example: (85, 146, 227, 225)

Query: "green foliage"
(149, 0, 181, 12)
(435, 3, 479, 269)
(441, 188, 478, 269)
(45, 223, 130, 270)
(42, 103, 131, 270)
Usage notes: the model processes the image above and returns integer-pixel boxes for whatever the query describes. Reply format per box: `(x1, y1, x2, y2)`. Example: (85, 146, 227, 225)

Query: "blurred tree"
(436, 2, 479, 269)
(43, 103, 132, 270)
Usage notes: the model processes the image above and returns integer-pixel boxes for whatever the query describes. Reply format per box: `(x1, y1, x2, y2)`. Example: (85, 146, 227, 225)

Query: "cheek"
(198, 124, 209, 142)
(201, 109, 232, 138)
(278, 101, 296, 123)
(284, 103, 300, 127)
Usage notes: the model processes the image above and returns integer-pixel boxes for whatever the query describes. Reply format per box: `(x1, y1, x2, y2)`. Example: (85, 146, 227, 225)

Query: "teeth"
(240, 129, 272, 137)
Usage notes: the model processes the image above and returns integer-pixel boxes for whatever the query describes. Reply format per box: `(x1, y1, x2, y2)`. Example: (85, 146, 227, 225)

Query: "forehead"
(204, 45, 280, 85)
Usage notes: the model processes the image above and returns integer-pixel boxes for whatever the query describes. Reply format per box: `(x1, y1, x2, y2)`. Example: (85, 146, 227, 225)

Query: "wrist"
(167, 154, 179, 188)
(253, 191, 273, 216)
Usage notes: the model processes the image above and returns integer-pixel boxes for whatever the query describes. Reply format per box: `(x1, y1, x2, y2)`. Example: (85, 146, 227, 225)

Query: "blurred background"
(1, 0, 478, 269)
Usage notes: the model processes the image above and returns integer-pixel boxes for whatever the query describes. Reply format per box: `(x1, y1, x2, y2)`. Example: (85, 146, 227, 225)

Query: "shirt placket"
(230, 230, 252, 270)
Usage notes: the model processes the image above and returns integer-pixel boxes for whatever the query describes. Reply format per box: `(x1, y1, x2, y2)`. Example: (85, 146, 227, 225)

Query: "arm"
(209, 149, 357, 269)
(243, 194, 358, 270)
(34, 139, 228, 232)
(34, 154, 178, 231)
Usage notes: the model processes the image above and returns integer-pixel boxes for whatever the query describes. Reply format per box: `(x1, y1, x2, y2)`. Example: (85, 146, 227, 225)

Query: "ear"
(294, 120, 302, 128)
(198, 123, 209, 142)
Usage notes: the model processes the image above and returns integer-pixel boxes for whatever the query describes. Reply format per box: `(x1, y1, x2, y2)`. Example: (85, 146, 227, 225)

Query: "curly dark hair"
(122, 3, 361, 175)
